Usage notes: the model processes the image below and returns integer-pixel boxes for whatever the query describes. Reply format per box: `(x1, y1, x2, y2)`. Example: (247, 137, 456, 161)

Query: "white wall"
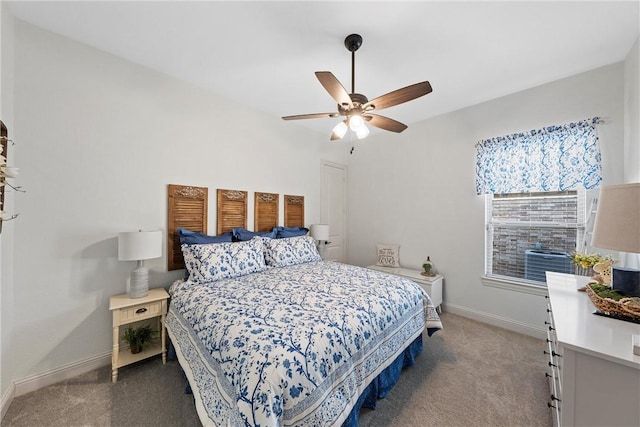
(6, 20, 345, 389)
(0, 1, 16, 412)
(624, 37, 639, 182)
(623, 36, 639, 270)
(347, 62, 627, 336)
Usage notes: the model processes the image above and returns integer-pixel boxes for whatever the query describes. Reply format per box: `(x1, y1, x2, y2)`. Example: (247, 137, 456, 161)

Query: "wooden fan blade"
(282, 112, 337, 121)
(315, 71, 353, 108)
(364, 114, 408, 133)
(363, 81, 432, 111)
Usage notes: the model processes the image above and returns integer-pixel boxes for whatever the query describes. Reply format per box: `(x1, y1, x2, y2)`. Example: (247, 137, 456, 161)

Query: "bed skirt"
(341, 335, 423, 426)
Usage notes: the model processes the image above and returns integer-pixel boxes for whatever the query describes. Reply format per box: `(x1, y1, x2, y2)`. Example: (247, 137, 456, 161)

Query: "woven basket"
(585, 284, 640, 321)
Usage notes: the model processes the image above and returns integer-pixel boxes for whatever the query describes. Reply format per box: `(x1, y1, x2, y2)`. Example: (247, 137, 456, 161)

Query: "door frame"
(320, 160, 347, 262)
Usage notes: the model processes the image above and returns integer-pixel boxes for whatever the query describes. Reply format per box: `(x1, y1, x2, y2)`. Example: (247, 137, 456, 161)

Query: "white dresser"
(366, 265, 443, 312)
(545, 272, 640, 427)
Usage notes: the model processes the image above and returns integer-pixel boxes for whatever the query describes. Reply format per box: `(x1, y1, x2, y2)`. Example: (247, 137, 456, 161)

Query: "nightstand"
(367, 265, 443, 313)
(109, 287, 169, 383)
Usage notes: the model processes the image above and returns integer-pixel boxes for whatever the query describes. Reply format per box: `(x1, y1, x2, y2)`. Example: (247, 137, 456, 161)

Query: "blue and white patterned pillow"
(181, 237, 266, 283)
(263, 235, 321, 267)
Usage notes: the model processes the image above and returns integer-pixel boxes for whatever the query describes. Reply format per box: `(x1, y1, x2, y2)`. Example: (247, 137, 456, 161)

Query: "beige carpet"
(2, 313, 552, 426)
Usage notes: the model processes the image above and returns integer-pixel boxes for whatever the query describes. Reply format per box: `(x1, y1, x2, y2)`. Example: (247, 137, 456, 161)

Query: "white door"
(320, 161, 347, 262)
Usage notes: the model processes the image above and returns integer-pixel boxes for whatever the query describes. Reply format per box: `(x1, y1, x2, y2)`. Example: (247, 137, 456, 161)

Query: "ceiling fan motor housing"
(338, 93, 371, 116)
(344, 34, 363, 52)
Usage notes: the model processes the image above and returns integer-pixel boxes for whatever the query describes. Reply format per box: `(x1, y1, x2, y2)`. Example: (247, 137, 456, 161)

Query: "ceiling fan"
(282, 33, 433, 141)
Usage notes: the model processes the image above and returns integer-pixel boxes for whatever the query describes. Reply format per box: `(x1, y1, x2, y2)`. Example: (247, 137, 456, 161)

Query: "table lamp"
(310, 224, 330, 259)
(118, 230, 162, 298)
(591, 183, 640, 296)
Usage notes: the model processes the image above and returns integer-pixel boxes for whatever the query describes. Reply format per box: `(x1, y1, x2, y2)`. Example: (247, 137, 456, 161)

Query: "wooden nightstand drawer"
(120, 301, 162, 323)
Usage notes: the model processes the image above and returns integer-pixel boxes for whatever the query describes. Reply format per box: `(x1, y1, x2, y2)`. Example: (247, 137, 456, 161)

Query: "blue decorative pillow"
(181, 237, 266, 283)
(263, 235, 321, 267)
(232, 227, 277, 241)
(177, 228, 233, 245)
(275, 226, 309, 238)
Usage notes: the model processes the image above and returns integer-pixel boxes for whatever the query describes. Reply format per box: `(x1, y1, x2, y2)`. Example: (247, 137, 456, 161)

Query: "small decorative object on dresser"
(376, 243, 400, 267)
(569, 251, 612, 278)
(422, 256, 436, 276)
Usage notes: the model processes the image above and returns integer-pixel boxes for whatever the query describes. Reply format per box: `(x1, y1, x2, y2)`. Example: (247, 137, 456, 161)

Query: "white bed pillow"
(376, 243, 401, 267)
(263, 235, 321, 267)
(181, 237, 266, 283)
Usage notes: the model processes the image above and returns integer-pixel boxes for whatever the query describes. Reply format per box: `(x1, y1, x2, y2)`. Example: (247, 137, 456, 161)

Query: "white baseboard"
(1, 381, 16, 421)
(13, 351, 111, 398)
(443, 303, 547, 340)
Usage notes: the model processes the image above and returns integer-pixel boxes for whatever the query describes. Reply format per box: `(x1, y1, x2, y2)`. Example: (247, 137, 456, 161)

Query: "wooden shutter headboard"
(254, 192, 279, 232)
(217, 189, 248, 234)
(167, 184, 208, 271)
(284, 195, 305, 228)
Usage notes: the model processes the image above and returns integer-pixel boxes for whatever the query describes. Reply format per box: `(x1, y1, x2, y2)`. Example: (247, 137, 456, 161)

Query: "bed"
(164, 185, 442, 426)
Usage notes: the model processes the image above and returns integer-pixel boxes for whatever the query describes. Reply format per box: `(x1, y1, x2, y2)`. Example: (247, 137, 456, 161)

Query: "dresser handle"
(545, 373, 552, 378)
(544, 350, 563, 358)
(548, 361, 557, 368)
(548, 402, 557, 409)
(550, 394, 561, 402)
(135, 308, 148, 314)
(548, 326, 555, 331)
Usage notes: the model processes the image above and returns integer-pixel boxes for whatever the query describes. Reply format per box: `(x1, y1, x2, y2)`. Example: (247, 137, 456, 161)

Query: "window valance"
(475, 117, 602, 195)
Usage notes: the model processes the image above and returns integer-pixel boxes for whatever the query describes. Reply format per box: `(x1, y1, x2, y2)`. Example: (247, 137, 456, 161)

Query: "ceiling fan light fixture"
(349, 115, 364, 131)
(355, 124, 370, 140)
(332, 121, 348, 139)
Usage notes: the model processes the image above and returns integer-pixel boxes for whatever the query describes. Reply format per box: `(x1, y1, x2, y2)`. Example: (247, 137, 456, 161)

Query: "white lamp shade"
(332, 121, 348, 140)
(309, 224, 329, 241)
(118, 230, 163, 261)
(591, 183, 640, 253)
(355, 124, 370, 139)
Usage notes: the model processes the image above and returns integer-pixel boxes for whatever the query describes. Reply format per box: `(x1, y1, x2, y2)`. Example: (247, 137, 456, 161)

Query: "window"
(485, 190, 585, 285)
(475, 117, 601, 287)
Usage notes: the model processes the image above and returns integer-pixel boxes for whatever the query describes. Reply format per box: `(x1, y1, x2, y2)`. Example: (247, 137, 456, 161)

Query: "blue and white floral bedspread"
(166, 261, 442, 427)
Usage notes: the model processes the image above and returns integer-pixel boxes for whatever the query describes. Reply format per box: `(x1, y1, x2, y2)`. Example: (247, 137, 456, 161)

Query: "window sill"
(481, 275, 549, 296)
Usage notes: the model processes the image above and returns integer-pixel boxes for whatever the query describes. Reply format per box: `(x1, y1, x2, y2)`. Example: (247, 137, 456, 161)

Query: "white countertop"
(546, 272, 640, 369)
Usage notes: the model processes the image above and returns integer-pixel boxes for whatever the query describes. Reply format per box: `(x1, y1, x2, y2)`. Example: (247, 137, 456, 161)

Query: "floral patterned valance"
(475, 117, 602, 195)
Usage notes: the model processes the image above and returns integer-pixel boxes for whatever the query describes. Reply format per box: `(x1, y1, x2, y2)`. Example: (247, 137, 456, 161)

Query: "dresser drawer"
(118, 301, 162, 324)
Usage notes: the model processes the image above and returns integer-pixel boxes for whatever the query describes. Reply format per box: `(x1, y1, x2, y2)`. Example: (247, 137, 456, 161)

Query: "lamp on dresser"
(118, 230, 163, 298)
(591, 182, 640, 296)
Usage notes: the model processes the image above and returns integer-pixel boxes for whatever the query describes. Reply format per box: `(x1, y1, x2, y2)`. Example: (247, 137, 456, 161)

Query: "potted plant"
(570, 252, 613, 277)
(123, 325, 153, 354)
(422, 256, 436, 277)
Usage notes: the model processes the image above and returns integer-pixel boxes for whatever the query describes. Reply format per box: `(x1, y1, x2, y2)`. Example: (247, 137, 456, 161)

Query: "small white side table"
(109, 287, 169, 383)
(367, 265, 443, 312)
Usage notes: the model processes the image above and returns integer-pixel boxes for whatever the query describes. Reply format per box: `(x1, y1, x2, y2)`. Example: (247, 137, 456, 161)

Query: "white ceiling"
(7, 1, 640, 138)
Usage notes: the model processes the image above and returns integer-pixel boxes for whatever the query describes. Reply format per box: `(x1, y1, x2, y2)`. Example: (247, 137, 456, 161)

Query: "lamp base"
(129, 266, 149, 298)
